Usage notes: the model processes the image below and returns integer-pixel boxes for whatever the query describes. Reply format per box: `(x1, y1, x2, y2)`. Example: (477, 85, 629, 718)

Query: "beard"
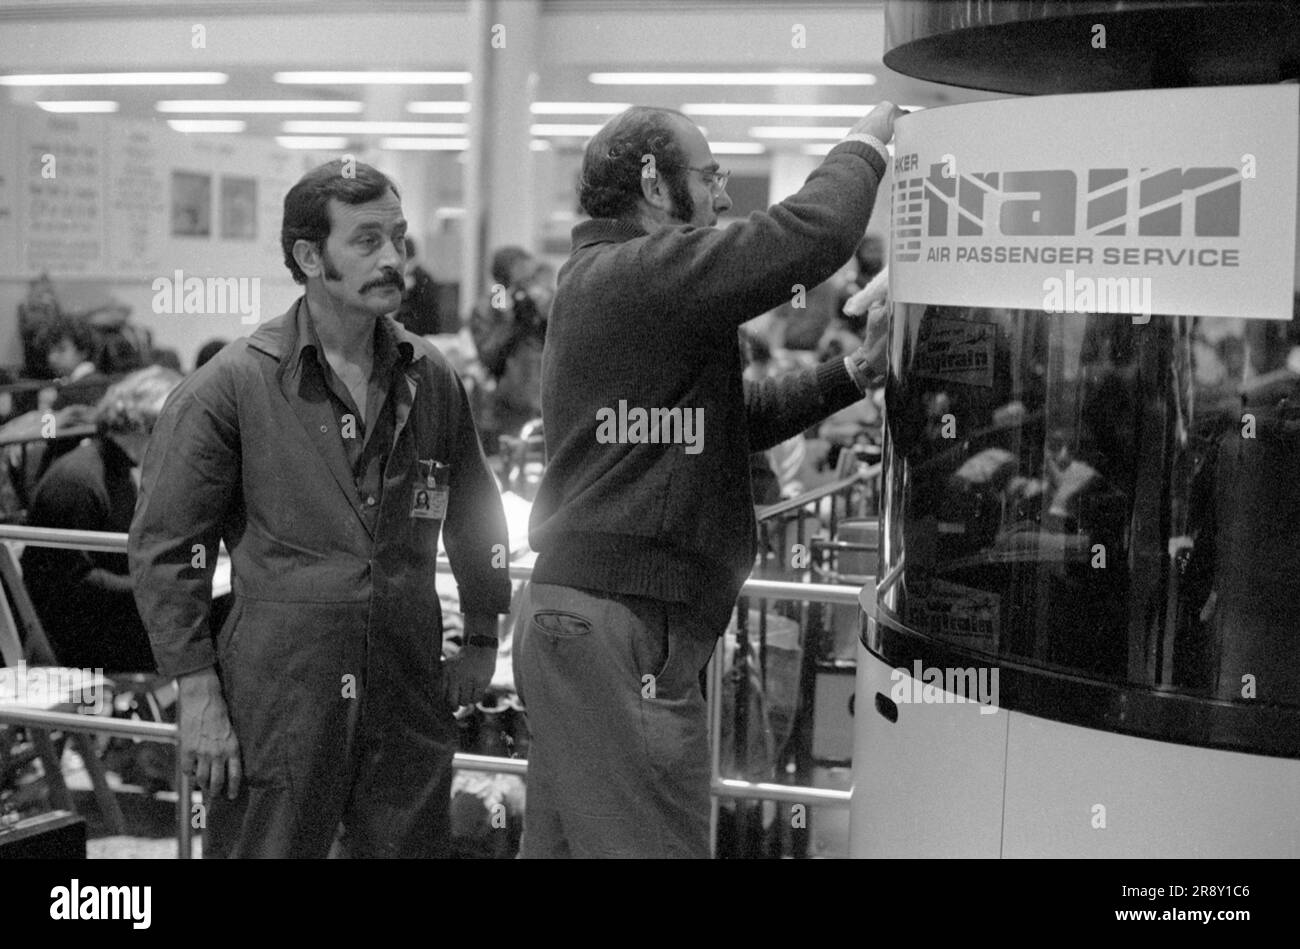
(667, 171, 695, 224)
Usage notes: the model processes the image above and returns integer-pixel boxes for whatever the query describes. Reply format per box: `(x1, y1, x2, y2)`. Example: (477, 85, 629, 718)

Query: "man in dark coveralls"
(129, 160, 512, 858)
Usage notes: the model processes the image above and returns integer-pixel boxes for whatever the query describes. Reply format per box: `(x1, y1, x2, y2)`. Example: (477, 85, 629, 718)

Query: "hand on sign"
(847, 101, 908, 146)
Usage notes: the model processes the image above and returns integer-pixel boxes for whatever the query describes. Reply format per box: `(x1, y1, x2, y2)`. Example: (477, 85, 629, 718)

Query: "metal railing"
(0, 516, 877, 858)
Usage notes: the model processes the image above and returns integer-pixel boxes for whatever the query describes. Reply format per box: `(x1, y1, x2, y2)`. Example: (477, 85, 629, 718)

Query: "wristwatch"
(466, 635, 500, 649)
(844, 351, 881, 394)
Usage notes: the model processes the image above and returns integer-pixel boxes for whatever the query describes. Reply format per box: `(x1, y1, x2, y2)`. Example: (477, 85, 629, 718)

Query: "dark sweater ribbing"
(528, 140, 887, 635)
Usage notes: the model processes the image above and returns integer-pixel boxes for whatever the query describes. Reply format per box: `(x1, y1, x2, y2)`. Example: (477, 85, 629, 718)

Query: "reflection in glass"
(882, 301, 1300, 709)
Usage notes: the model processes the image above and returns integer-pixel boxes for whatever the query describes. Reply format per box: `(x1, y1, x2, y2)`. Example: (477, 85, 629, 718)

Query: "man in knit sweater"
(518, 102, 903, 858)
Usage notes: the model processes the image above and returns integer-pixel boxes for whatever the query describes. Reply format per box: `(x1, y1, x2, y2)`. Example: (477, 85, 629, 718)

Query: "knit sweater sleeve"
(633, 141, 887, 330)
(745, 358, 865, 452)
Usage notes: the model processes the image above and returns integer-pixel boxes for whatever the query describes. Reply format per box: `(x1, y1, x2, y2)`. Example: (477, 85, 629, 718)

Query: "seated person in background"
(38, 315, 109, 410)
(86, 300, 150, 378)
(26, 316, 114, 490)
(394, 237, 444, 336)
(22, 366, 182, 672)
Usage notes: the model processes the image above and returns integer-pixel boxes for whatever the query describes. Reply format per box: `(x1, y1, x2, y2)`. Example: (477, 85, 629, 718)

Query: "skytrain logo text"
(891, 152, 1243, 264)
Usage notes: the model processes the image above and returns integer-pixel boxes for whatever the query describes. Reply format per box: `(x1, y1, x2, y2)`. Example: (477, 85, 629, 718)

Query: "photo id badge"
(411, 484, 448, 520)
(413, 458, 450, 520)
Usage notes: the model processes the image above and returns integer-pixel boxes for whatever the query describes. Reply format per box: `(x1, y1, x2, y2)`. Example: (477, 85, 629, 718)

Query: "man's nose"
(379, 238, 404, 271)
(714, 190, 733, 215)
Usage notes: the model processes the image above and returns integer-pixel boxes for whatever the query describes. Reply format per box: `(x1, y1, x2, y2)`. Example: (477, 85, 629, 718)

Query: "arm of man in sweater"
(746, 360, 863, 452)
(633, 105, 901, 330)
(746, 295, 890, 451)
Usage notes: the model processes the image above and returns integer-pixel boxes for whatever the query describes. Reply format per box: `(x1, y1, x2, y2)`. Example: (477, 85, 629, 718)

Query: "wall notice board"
(0, 100, 309, 282)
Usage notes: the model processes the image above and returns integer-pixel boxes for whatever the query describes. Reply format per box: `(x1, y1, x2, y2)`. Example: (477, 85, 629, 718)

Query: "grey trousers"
(514, 582, 718, 858)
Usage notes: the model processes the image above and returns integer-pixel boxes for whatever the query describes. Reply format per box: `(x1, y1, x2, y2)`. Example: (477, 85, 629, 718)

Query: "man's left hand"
(442, 613, 499, 708)
(443, 644, 497, 708)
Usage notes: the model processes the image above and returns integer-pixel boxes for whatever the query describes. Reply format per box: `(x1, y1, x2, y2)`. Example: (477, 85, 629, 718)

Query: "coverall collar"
(247, 297, 424, 374)
(246, 297, 428, 541)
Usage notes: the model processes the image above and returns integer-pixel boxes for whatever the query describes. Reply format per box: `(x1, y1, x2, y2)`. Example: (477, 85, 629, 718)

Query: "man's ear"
(639, 170, 672, 213)
(293, 239, 324, 281)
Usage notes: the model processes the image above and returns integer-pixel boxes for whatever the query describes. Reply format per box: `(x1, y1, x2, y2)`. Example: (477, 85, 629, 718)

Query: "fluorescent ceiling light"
(284, 120, 467, 134)
(275, 71, 470, 84)
(36, 100, 118, 113)
(530, 123, 603, 137)
(378, 137, 468, 150)
(158, 99, 362, 113)
(168, 119, 245, 133)
(277, 136, 350, 150)
(589, 72, 875, 86)
(708, 142, 766, 155)
(1, 72, 226, 86)
(751, 126, 850, 139)
(407, 101, 472, 114)
(531, 102, 631, 115)
(684, 103, 872, 117)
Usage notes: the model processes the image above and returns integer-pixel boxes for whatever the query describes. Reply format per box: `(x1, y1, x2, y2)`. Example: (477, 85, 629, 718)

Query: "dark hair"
(281, 159, 400, 285)
(579, 106, 693, 220)
(195, 338, 228, 370)
(490, 246, 533, 289)
(97, 332, 144, 375)
(38, 315, 93, 360)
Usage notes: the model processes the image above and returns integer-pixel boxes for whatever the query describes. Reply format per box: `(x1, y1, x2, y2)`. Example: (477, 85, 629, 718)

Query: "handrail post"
(174, 684, 192, 859)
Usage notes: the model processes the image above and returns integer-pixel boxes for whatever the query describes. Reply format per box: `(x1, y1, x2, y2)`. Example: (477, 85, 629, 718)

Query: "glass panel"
(881, 302, 1300, 708)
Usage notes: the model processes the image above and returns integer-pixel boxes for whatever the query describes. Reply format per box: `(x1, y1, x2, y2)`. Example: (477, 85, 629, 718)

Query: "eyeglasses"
(682, 165, 730, 196)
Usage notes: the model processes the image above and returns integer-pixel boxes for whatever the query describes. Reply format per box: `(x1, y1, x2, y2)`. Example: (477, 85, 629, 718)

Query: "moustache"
(362, 272, 403, 292)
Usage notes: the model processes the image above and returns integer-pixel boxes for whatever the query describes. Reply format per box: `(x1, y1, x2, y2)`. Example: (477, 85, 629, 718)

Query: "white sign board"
(890, 85, 1299, 321)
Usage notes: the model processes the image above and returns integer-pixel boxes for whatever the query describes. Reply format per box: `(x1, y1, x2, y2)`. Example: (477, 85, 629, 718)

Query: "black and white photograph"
(0, 0, 1296, 925)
